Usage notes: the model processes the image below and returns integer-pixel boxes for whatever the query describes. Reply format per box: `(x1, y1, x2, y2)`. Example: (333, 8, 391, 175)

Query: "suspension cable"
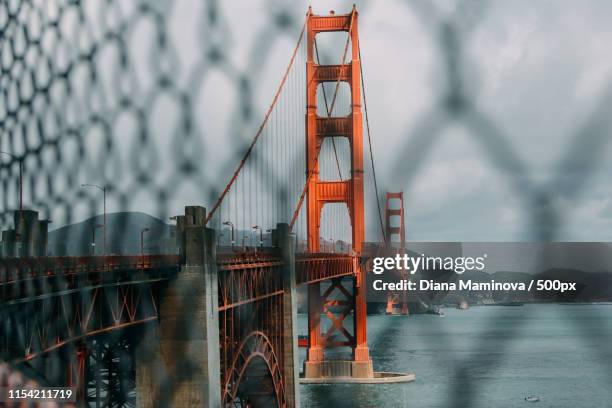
(206, 15, 308, 224)
(359, 43, 386, 242)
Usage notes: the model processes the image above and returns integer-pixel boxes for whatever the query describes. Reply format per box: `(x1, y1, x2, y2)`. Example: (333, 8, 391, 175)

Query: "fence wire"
(1, 0, 612, 407)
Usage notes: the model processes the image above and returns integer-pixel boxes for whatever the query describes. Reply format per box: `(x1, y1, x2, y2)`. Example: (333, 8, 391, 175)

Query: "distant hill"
(48, 212, 177, 256)
(535, 268, 612, 302)
(361, 243, 612, 311)
(365, 266, 612, 308)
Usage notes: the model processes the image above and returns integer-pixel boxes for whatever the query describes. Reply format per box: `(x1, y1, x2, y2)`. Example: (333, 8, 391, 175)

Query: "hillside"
(48, 212, 176, 256)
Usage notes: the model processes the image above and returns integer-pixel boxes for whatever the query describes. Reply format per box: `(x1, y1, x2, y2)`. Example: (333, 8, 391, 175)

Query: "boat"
(525, 395, 540, 402)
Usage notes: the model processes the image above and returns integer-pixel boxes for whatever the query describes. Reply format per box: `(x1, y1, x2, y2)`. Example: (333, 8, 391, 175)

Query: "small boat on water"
(524, 395, 540, 402)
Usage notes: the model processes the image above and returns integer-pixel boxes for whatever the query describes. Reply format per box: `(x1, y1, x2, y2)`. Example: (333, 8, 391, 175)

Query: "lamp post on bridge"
(252, 225, 263, 251)
(81, 183, 107, 255)
(222, 221, 235, 249)
(141, 228, 150, 268)
(91, 224, 104, 255)
(1, 151, 23, 255)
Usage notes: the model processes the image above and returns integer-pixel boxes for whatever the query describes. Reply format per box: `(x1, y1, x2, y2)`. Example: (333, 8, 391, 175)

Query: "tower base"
(302, 359, 374, 380)
(301, 360, 414, 384)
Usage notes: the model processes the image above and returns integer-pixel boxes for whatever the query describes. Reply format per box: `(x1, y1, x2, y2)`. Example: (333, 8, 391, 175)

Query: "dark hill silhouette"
(48, 212, 176, 256)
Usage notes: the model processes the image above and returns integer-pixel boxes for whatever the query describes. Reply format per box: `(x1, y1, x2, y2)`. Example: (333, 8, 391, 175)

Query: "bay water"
(299, 304, 612, 407)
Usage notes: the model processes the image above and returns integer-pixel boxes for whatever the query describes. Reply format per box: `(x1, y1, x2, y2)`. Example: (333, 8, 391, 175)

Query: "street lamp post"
(91, 224, 104, 255)
(222, 221, 235, 249)
(141, 228, 150, 267)
(252, 225, 263, 251)
(81, 184, 106, 255)
(1, 151, 23, 253)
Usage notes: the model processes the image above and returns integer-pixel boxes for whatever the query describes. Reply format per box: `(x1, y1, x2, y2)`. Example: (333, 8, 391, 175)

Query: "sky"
(4, 0, 612, 243)
(173, 0, 612, 241)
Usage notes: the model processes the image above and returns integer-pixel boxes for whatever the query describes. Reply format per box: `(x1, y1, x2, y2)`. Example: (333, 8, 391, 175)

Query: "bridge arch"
(223, 331, 285, 407)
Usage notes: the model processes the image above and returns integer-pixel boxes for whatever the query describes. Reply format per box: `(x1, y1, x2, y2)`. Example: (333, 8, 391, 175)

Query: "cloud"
(9, 0, 612, 243)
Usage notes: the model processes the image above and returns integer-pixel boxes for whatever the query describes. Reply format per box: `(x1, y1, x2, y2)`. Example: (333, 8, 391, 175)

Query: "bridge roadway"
(0, 251, 355, 361)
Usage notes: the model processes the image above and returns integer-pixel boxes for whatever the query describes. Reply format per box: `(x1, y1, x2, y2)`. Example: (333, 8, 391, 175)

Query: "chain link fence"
(1, 0, 612, 407)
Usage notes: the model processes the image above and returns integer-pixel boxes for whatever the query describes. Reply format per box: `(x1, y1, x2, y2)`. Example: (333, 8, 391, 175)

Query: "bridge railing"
(0, 255, 180, 282)
(0, 255, 180, 306)
(295, 253, 356, 284)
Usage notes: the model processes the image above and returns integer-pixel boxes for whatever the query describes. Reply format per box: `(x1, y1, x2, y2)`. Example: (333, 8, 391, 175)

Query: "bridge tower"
(304, 6, 373, 378)
(385, 192, 409, 315)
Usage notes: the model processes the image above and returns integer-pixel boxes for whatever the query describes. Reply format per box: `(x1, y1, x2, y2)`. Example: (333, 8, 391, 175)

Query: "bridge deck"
(0, 252, 356, 361)
(0, 252, 355, 292)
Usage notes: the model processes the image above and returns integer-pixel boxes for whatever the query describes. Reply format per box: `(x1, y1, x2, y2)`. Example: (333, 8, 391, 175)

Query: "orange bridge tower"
(385, 192, 409, 315)
(303, 6, 373, 379)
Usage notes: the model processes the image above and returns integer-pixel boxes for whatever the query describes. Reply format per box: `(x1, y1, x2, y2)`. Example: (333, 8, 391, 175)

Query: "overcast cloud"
(5, 0, 612, 243)
(200, 0, 612, 241)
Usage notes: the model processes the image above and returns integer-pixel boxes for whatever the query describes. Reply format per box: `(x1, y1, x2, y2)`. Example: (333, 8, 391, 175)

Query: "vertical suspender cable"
(206, 17, 307, 224)
(358, 43, 386, 242)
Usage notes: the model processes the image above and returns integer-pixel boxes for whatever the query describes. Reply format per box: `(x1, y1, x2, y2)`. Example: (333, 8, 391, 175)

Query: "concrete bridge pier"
(272, 223, 300, 408)
(136, 206, 221, 407)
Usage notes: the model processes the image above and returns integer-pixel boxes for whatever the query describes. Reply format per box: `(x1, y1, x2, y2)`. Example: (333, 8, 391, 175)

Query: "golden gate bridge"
(0, 7, 413, 407)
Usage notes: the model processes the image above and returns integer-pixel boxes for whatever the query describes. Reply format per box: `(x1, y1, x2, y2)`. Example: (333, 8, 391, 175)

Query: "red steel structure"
(0, 257, 180, 352)
(216, 251, 287, 406)
(217, 251, 356, 406)
(0, 251, 357, 406)
(0, 255, 179, 403)
(384, 192, 409, 315)
(385, 192, 406, 249)
(304, 7, 373, 378)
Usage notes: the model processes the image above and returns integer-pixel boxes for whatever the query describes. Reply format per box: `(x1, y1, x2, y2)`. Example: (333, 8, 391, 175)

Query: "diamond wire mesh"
(1, 0, 612, 407)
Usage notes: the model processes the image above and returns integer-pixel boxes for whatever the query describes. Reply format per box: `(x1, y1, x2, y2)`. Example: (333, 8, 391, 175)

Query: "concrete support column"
(136, 206, 221, 408)
(136, 325, 165, 408)
(273, 223, 300, 408)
